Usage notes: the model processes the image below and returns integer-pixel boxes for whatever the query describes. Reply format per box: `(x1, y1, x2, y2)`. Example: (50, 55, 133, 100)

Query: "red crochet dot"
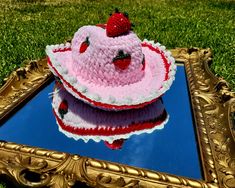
(104, 139, 125, 150)
(79, 37, 90, 53)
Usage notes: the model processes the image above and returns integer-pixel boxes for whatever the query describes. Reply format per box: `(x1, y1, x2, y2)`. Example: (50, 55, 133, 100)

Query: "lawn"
(0, 0, 234, 186)
(0, 185, 5, 188)
(0, 0, 234, 90)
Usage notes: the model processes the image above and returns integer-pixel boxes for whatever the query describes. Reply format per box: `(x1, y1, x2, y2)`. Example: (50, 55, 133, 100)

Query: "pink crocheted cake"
(52, 84, 168, 149)
(46, 10, 176, 111)
(71, 26, 144, 87)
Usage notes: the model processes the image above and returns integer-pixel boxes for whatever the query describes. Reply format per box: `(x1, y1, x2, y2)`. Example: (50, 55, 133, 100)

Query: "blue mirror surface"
(0, 65, 202, 180)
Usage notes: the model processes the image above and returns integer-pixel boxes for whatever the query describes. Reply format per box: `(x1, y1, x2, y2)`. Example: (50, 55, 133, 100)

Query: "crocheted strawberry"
(79, 37, 90, 53)
(104, 139, 125, 150)
(106, 9, 131, 37)
(113, 50, 131, 70)
(58, 100, 68, 119)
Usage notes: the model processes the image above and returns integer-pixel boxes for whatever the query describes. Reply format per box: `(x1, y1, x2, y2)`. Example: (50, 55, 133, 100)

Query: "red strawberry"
(104, 139, 125, 150)
(79, 37, 90, 53)
(106, 9, 131, 37)
(113, 50, 131, 70)
(58, 100, 68, 119)
(113, 58, 131, 70)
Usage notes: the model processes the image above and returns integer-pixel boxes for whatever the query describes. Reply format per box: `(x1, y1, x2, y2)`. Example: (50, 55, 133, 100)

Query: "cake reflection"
(52, 84, 169, 150)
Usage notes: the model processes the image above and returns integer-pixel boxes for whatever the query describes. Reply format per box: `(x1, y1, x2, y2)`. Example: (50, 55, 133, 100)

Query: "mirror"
(0, 65, 202, 180)
(0, 48, 234, 188)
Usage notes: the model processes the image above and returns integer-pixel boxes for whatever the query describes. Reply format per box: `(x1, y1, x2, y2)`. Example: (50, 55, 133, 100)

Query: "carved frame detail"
(0, 48, 234, 188)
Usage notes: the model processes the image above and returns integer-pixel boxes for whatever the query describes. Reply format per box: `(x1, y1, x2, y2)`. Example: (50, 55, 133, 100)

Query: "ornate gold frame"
(0, 48, 235, 188)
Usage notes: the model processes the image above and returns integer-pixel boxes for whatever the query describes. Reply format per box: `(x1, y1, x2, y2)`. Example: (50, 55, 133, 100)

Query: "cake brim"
(46, 40, 176, 111)
(52, 86, 169, 143)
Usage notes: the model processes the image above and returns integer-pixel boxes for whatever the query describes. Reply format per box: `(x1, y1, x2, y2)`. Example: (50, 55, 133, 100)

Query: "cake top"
(70, 9, 144, 88)
(46, 9, 176, 111)
(71, 25, 144, 87)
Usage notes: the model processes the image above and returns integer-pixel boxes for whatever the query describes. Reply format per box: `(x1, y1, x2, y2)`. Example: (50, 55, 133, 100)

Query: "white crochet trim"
(46, 40, 176, 108)
(57, 114, 169, 143)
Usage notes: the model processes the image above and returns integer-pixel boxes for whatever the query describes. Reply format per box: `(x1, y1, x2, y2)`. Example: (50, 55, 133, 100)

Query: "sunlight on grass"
(0, 0, 234, 89)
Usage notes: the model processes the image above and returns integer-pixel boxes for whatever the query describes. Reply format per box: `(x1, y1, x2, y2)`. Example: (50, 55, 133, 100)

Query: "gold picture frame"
(0, 48, 234, 188)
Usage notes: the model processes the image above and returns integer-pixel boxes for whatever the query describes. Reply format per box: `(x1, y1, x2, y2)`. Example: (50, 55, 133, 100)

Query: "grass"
(0, 0, 235, 89)
(0, 182, 6, 188)
(0, 1, 234, 186)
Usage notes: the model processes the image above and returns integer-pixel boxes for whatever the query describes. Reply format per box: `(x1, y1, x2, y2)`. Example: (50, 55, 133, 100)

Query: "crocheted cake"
(52, 84, 168, 149)
(46, 10, 176, 111)
(71, 26, 144, 87)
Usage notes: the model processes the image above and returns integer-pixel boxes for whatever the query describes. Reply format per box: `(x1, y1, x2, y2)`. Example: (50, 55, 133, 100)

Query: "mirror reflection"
(0, 66, 202, 180)
(51, 81, 168, 150)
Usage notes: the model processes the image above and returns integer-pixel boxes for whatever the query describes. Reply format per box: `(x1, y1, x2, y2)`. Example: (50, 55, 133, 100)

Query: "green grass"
(0, 0, 234, 90)
(0, 182, 6, 188)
